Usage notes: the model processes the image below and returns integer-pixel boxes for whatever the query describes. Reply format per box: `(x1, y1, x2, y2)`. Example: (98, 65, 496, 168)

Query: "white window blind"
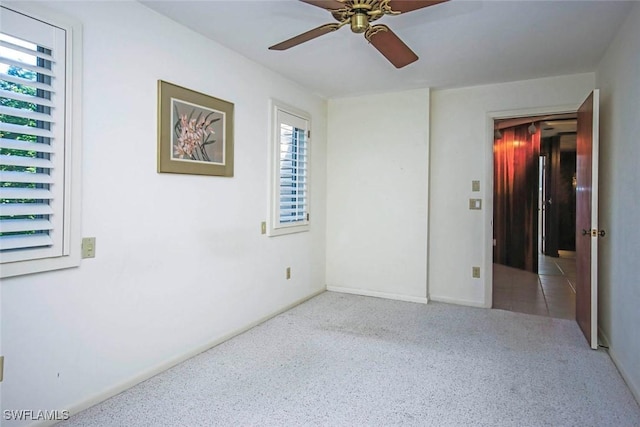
(279, 120, 308, 224)
(269, 103, 310, 236)
(0, 6, 68, 264)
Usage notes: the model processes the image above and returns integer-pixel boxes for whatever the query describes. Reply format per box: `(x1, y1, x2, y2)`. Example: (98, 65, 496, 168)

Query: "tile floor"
(493, 250, 576, 319)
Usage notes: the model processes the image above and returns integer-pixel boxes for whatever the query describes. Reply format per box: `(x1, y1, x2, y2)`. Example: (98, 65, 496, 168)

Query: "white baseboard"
(33, 289, 325, 427)
(429, 294, 487, 308)
(598, 327, 611, 348)
(326, 286, 428, 304)
(599, 328, 640, 406)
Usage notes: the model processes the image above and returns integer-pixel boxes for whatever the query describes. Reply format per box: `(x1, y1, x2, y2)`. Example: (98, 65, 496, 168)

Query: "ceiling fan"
(268, 0, 449, 69)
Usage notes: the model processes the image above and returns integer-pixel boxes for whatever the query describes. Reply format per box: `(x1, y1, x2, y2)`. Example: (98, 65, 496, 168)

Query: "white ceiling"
(141, 0, 633, 98)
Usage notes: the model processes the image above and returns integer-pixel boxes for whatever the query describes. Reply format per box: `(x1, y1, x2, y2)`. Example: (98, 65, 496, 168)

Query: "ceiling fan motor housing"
(351, 11, 369, 33)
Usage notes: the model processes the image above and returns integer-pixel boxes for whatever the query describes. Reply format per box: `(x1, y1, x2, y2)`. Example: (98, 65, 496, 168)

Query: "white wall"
(0, 1, 327, 423)
(429, 73, 595, 307)
(326, 90, 430, 303)
(596, 2, 640, 402)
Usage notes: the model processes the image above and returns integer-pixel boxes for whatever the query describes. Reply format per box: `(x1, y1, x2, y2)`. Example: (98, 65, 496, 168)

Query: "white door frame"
(484, 103, 581, 307)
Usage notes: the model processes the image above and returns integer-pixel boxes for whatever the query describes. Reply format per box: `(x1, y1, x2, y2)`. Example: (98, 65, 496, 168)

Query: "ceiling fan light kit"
(268, 0, 449, 69)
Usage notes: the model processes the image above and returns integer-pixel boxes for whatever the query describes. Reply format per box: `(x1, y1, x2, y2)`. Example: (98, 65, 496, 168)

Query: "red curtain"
(493, 124, 540, 272)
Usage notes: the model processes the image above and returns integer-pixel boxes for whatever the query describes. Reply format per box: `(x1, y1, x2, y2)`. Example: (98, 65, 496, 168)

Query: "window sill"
(267, 223, 310, 237)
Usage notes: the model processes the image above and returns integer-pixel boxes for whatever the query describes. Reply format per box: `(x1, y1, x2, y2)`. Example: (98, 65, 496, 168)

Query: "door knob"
(598, 229, 606, 237)
(582, 229, 590, 236)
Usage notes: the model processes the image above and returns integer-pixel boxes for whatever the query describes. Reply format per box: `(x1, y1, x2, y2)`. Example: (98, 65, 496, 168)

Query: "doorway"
(492, 114, 577, 319)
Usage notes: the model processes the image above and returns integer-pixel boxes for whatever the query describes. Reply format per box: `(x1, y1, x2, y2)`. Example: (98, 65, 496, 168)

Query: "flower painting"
(172, 100, 224, 164)
(158, 80, 234, 177)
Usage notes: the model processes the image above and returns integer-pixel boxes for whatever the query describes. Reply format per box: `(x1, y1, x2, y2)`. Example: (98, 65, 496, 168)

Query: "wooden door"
(576, 90, 600, 350)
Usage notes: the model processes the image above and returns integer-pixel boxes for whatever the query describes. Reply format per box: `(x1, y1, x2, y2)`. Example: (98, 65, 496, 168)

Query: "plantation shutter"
(0, 7, 67, 262)
(277, 109, 309, 226)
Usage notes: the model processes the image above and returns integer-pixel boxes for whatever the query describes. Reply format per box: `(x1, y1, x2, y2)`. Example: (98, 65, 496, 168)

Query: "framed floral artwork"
(157, 80, 234, 176)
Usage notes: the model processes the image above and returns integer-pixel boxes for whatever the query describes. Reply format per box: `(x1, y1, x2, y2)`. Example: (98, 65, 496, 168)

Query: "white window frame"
(1, 2, 82, 278)
(268, 100, 310, 237)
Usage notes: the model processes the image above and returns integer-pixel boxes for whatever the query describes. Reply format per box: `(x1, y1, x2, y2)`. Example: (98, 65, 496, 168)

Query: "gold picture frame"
(157, 80, 234, 176)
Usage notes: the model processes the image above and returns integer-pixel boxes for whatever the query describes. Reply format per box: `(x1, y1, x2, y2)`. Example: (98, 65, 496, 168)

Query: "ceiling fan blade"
(269, 24, 340, 51)
(388, 0, 449, 14)
(367, 25, 418, 68)
(299, 0, 346, 10)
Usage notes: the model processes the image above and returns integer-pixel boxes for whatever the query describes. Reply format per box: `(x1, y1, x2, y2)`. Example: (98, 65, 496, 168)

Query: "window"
(0, 5, 81, 278)
(268, 101, 310, 236)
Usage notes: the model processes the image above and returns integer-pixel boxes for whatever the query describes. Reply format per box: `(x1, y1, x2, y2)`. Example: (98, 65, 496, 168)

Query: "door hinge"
(307, 130, 311, 138)
(0, 355, 4, 382)
(306, 213, 310, 221)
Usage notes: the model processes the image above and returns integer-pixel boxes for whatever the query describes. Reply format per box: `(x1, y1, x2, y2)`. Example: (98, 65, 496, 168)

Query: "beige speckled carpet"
(62, 291, 640, 426)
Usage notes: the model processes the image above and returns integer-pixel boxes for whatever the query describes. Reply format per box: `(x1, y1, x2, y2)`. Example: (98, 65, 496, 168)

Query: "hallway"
(493, 251, 576, 319)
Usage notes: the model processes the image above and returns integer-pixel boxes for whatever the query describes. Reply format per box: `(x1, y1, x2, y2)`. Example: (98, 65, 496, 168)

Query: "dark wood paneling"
(559, 151, 577, 250)
(543, 136, 561, 257)
(493, 124, 540, 273)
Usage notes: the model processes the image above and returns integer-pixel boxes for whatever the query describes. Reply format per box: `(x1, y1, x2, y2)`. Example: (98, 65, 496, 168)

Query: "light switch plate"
(469, 199, 482, 210)
(472, 180, 480, 192)
(82, 237, 96, 259)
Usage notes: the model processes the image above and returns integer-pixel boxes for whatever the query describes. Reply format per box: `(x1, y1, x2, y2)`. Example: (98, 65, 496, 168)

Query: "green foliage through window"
(1, 64, 48, 236)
